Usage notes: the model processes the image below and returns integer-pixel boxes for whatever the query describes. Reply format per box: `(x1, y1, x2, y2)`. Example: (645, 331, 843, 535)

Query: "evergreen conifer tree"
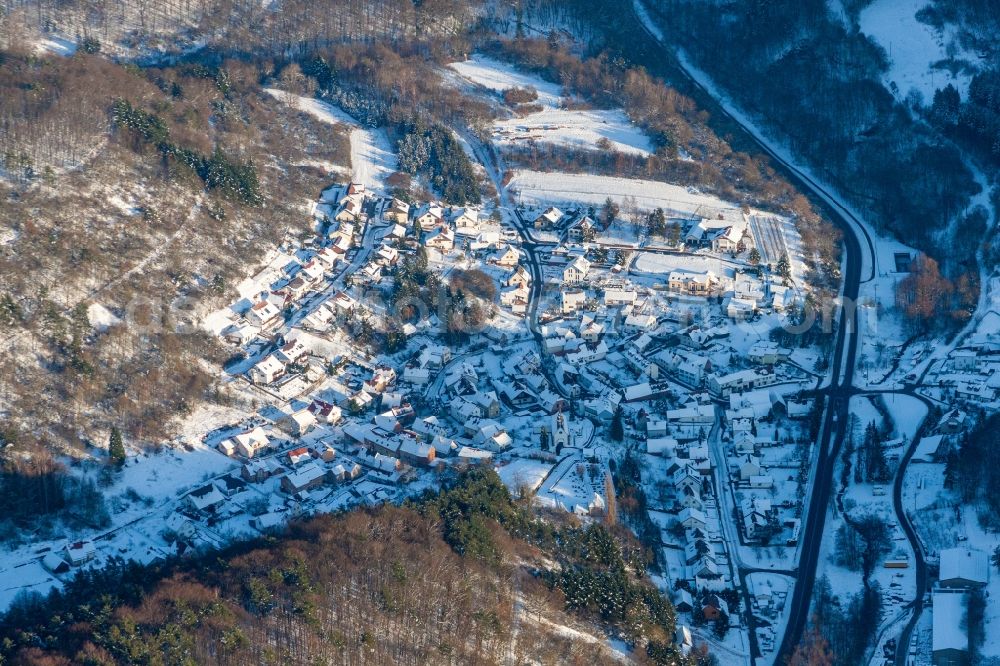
(109, 427, 126, 466)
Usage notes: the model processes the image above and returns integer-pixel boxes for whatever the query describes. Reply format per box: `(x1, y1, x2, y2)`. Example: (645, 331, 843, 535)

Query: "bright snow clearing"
(448, 56, 654, 156)
(859, 0, 983, 101)
(34, 36, 77, 57)
(508, 170, 735, 217)
(264, 88, 398, 193)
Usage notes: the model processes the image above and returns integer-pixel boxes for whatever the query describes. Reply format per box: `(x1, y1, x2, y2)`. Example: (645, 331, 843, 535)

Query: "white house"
(678, 507, 706, 531)
(383, 198, 410, 224)
(533, 206, 563, 229)
(673, 465, 702, 495)
(249, 355, 285, 385)
(287, 446, 314, 466)
(748, 341, 791, 365)
(232, 428, 270, 459)
(223, 322, 259, 346)
(604, 289, 637, 307)
(566, 215, 596, 242)
(64, 541, 97, 566)
(376, 244, 399, 266)
(623, 313, 658, 332)
(414, 204, 444, 230)
(668, 271, 716, 296)
(452, 207, 480, 228)
(563, 256, 591, 284)
(42, 552, 70, 574)
(738, 454, 762, 480)
(710, 223, 745, 253)
(335, 195, 364, 223)
(424, 226, 455, 251)
(281, 461, 327, 494)
(561, 289, 587, 314)
(187, 484, 226, 513)
(490, 245, 520, 267)
(666, 404, 715, 425)
(246, 300, 281, 328)
(404, 365, 431, 385)
(299, 259, 326, 285)
(274, 338, 309, 364)
(708, 368, 778, 398)
(241, 457, 283, 482)
(308, 400, 343, 424)
(932, 592, 969, 666)
(507, 265, 531, 288)
(278, 409, 318, 437)
(740, 496, 774, 541)
(726, 297, 757, 320)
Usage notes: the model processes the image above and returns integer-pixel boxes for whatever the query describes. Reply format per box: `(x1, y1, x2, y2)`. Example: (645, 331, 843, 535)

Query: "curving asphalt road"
(886, 389, 933, 666)
(621, 4, 916, 662)
(463, 131, 571, 400)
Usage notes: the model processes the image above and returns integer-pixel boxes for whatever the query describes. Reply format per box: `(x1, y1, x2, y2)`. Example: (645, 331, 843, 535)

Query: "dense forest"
(807, 575, 883, 666)
(0, 470, 703, 665)
(948, 411, 1000, 528)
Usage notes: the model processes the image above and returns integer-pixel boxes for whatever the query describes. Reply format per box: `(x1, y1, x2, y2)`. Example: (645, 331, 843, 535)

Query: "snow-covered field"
(496, 457, 552, 495)
(34, 36, 77, 57)
(0, 403, 243, 611)
(448, 56, 654, 156)
(632, 252, 736, 279)
(0, 561, 60, 611)
(859, 0, 982, 101)
(880, 394, 926, 443)
(509, 170, 734, 217)
(264, 88, 398, 193)
(449, 57, 563, 101)
(854, 232, 921, 388)
(87, 302, 123, 331)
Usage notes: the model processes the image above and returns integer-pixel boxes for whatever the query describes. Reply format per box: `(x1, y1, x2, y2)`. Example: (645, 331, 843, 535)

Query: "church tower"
(552, 407, 570, 450)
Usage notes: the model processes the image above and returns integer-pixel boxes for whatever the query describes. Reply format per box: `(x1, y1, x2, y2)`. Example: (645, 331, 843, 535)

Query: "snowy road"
(630, 3, 879, 662)
(627, 4, 980, 663)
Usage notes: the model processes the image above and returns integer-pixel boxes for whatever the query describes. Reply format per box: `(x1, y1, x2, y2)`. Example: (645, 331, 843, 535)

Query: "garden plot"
(746, 214, 787, 265)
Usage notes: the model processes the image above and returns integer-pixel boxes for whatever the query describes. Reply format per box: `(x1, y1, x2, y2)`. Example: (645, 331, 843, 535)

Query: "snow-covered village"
(2, 9, 999, 664)
(23, 168, 821, 651)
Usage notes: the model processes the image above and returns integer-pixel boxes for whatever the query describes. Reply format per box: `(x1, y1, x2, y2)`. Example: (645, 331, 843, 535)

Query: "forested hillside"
(638, 0, 995, 270)
(0, 470, 702, 665)
(0, 48, 354, 539)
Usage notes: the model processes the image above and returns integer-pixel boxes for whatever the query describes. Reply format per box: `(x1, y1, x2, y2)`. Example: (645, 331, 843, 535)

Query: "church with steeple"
(552, 407, 571, 450)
